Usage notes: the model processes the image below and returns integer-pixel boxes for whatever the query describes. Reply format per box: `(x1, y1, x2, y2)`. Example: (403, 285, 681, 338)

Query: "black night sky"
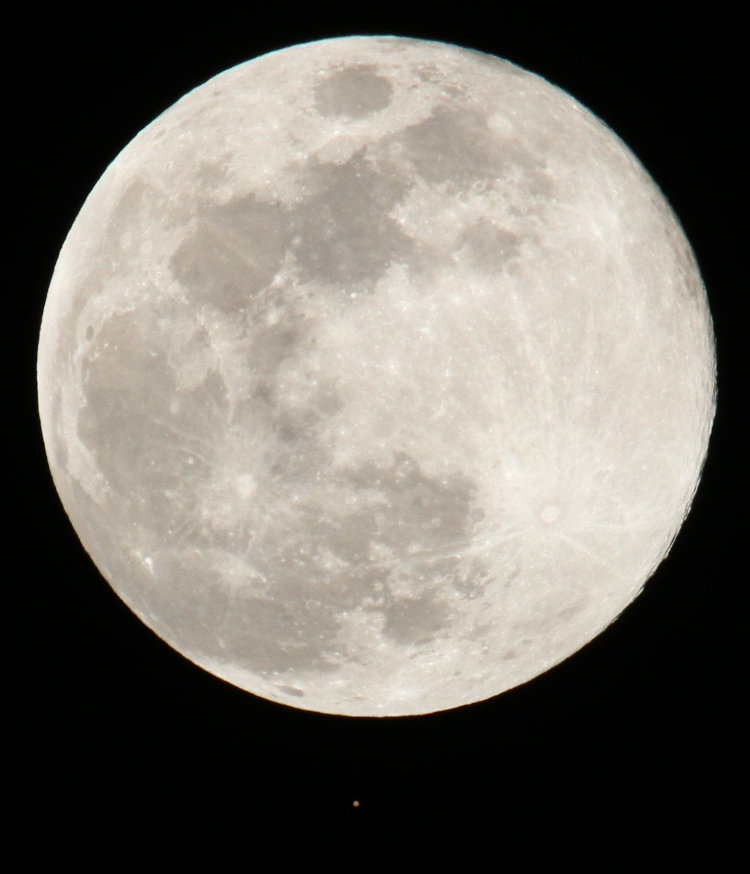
(10, 5, 744, 870)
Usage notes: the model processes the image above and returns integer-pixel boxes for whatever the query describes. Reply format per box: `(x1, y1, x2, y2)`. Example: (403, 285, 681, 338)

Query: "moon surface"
(38, 36, 716, 716)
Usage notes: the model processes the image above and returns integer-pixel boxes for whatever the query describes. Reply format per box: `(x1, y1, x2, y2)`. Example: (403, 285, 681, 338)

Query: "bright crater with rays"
(38, 36, 716, 716)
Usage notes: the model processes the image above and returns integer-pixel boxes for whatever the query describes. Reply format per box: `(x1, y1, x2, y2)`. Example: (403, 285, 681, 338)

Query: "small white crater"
(133, 551, 155, 575)
(235, 474, 257, 499)
(539, 504, 561, 524)
(487, 112, 514, 136)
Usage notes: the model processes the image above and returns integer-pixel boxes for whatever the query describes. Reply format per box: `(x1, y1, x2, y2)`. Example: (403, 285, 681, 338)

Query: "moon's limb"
(38, 36, 715, 716)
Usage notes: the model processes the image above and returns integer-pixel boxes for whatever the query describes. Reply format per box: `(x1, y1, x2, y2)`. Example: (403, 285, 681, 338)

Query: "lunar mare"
(38, 36, 716, 716)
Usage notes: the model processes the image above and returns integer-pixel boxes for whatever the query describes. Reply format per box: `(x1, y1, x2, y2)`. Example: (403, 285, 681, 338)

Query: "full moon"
(38, 36, 716, 716)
